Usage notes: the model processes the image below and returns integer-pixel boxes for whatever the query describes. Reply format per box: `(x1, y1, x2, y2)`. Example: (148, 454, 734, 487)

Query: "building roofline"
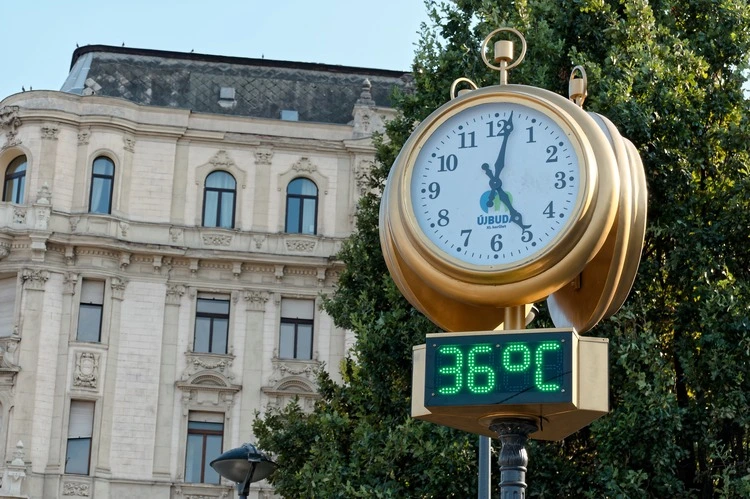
(70, 44, 410, 78)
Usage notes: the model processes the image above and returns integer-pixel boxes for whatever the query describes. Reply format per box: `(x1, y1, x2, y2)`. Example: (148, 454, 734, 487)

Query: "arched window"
(89, 156, 115, 214)
(3, 155, 27, 204)
(285, 178, 318, 234)
(203, 171, 236, 228)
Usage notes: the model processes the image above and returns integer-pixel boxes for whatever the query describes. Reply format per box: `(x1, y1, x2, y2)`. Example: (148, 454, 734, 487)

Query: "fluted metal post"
(489, 418, 538, 498)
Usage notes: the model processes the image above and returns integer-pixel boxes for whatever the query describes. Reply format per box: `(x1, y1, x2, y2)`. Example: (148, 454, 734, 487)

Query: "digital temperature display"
(424, 331, 574, 407)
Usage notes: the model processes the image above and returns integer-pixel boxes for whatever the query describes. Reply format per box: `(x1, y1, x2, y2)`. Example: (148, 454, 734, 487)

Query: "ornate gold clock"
(380, 30, 621, 328)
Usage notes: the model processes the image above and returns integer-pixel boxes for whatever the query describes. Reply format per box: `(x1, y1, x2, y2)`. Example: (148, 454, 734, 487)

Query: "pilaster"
(152, 283, 185, 478)
(238, 291, 269, 433)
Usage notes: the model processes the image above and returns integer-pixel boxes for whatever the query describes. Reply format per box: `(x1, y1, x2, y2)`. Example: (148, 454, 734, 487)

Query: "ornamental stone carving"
(355, 159, 374, 193)
(202, 234, 233, 246)
(13, 207, 26, 225)
(0, 105, 21, 149)
(292, 157, 317, 174)
(77, 129, 91, 145)
(73, 352, 100, 389)
(0, 245, 9, 260)
(69, 216, 80, 232)
(166, 284, 186, 305)
(119, 221, 129, 238)
(41, 124, 60, 140)
(209, 150, 236, 169)
(255, 147, 273, 165)
(169, 226, 183, 242)
(110, 277, 128, 300)
(285, 239, 316, 253)
(182, 354, 235, 382)
(253, 235, 266, 249)
(123, 135, 136, 153)
(63, 273, 78, 295)
(244, 290, 269, 311)
(63, 481, 90, 496)
(21, 269, 48, 290)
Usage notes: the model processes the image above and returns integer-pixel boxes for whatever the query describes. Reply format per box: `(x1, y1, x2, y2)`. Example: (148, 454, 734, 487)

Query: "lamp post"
(210, 443, 276, 499)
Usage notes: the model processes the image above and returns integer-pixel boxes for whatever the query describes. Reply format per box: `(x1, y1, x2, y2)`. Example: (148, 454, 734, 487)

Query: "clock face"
(409, 101, 583, 269)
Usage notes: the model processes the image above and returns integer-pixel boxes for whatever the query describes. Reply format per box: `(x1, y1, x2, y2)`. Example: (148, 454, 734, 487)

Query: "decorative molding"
(292, 156, 317, 174)
(286, 238, 316, 253)
(118, 221, 129, 238)
(62, 481, 90, 496)
(0, 105, 22, 149)
(41, 123, 60, 140)
(355, 159, 374, 193)
(0, 244, 9, 260)
(181, 353, 235, 382)
(209, 150, 236, 169)
(119, 252, 131, 271)
(21, 269, 48, 291)
(202, 234, 233, 246)
(274, 265, 285, 281)
(169, 226, 183, 242)
(254, 147, 273, 165)
(65, 245, 76, 266)
(166, 284, 186, 305)
(123, 135, 136, 153)
(110, 277, 128, 300)
(73, 352, 100, 389)
(13, 206, 26, 225)
(69, 216, 80, 232)
(77, 129, 91, 145)
(36, 183, 52, 205)
(152, 255, 163, 273)
(244, 290, 269, 311)
(232, 262, 242, 279)
(63, 273, 78, 295)
(252, 235, 266, 249)
(189, 259, 200, 274)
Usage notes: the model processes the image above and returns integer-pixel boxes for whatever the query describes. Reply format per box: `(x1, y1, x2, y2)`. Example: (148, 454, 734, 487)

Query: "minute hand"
(492, 111, 514, 178)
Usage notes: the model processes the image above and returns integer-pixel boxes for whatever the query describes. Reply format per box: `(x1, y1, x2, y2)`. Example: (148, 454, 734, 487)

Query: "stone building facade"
(0, 46, 408, 498)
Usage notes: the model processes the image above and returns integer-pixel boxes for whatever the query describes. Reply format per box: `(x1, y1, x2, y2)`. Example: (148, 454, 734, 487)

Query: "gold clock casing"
(381, 84, 620, 311)
(547, 113, 633, 333)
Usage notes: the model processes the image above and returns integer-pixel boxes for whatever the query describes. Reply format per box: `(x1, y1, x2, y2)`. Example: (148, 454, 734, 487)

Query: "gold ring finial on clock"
(480, 27, 527, 84)
(569, 65, 588, 107)
(450, 77, 479, 99)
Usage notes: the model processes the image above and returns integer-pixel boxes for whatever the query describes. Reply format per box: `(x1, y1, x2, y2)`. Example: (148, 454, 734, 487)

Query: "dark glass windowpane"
(196, 299, 229, 315)
(211, 318, 228, 354)
(297, 324, 313, 360)
(279, 323, 295, 359)
(92, 157, 114, 176)
(90, 177, 112, 214)
(204, 435, 223, 484)
(206, 171, 235, 189)
(302, 198, 317, 234)
(188, 421, 223, 432)
(219, 193, 234, 228)
(77, 304, 102, 342)
(288, 178, 317, 195)
(185, 434, 203, 483)
(203, 191, 219, 227)
(65, 438, 91, 475)
(194, 317, 210, 353)
(286, 198, 301, 232)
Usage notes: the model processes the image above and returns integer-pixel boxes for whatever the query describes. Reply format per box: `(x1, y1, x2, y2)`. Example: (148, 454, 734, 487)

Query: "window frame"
(184, 415, 224, 484)
(285, 177, 319, 235)
(76, 279, 105, 343)
(65, 400, 95, 476)
(279, 298, 315, 360)
(202, 170, 236, 229)
(193, 295, 230, 355)
(2, 155, 27, 204)
(88, 156, 115, 214)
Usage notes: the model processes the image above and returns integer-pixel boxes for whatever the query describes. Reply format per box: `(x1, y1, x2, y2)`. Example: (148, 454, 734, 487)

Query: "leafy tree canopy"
(255, 1, 750, 497)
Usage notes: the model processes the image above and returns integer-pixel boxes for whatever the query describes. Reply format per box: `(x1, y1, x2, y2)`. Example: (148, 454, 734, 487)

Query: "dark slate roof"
(61, 45, 412, 124)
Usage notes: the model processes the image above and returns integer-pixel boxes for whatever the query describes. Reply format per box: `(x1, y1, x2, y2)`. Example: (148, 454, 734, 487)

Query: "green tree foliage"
(254, 1, 750, 496)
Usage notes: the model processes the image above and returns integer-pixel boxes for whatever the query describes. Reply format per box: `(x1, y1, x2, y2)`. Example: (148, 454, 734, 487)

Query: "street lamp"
(210, 443, 277, 499)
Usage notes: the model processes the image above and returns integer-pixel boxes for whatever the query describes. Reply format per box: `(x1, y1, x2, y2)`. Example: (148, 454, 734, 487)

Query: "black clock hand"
(482, 162, 531, 231)
(492, 112, 514, 179)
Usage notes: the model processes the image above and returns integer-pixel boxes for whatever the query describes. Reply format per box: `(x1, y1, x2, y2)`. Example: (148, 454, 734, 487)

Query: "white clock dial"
(409, 101, 582, 268)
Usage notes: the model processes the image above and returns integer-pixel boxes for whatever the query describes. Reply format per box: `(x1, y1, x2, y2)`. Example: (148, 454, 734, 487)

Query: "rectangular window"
(65, 400, 94, 475)
(185, 412, 223, 484)
(77, 280, 104, 342)
(279, 298, 314, 360)
(0, 276, 16, 337)
(194, 294, 229, 354)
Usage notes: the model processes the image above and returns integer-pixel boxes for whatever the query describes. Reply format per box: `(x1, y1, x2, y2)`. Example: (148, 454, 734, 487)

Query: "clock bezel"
(381, 84, 620, 309)
(401, 91, 589, 279)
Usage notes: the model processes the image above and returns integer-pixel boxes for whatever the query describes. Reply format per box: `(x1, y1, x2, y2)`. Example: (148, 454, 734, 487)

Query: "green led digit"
(502, 343, 531, 373)
(437, 346, 463, 395)
(535, 341, 562, 392)
(467, 345, 495, 394)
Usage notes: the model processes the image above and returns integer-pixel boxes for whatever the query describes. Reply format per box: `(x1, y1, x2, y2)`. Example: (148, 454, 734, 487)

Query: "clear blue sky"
(0, 0, 430, 100)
